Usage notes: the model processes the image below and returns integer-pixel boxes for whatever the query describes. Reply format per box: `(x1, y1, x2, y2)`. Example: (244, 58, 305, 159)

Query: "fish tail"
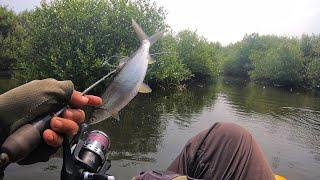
(149, 30, 165, 46)
(132, 19, 165, 46)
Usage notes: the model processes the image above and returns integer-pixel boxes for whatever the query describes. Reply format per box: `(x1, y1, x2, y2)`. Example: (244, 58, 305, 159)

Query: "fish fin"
(132, 19, 165, 45)
(149, 30, 165, 46)
(148, 54, 156, 64)
(111, 112, 120, 121)
(132, 19, 148, 41)
(138, 83, 152, 93)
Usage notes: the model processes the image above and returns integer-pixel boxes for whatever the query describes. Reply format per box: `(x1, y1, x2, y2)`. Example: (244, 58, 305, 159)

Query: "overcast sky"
(2, 0, 320, 45)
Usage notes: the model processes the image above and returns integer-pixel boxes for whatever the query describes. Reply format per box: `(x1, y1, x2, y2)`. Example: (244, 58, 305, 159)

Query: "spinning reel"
(61, 124, 115, 180)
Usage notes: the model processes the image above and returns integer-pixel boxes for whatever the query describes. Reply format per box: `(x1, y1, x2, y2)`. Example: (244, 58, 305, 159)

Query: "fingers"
(43, 129, 63, 148)
(85, 95, 103, 106)
(70, 91, 102, 108)
(70, 91, 89, 108)
(51, 117, 79, 136)
(43, 90, 103, 148)
(62, 108, 85, 123)
(43, 109, 84, 148)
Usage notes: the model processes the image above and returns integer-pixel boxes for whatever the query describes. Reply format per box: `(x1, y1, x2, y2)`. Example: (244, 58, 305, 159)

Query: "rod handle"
(0, 114, 52, 163)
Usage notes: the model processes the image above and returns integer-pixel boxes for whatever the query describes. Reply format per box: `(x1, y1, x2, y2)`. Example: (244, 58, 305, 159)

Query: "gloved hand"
(0, 78, 102, 164)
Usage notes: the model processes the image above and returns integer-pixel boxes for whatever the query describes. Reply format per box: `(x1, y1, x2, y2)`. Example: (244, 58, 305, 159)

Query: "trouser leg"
(167, 122, 275, 180)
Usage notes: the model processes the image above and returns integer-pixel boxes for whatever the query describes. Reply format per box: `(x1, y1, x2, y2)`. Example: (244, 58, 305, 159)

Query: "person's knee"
(211, 122, 252, 143)
(183, 122, 253, 155)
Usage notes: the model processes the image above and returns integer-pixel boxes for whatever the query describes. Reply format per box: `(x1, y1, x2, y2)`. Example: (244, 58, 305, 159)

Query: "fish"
(88, 19, 164, 124)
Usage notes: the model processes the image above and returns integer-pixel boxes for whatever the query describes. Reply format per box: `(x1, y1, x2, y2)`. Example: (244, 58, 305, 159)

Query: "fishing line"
(102, 55, 127, 67)
(150, 51, 176, 56)
(55, 66, 120, 116)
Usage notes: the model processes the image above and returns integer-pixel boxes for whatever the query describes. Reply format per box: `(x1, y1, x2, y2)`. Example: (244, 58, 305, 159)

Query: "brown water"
(2, 77, 320, 180)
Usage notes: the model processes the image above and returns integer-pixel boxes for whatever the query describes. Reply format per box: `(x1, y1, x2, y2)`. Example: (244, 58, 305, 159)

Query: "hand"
(43, 91, 102, 147)
(0, 78, 103, 164)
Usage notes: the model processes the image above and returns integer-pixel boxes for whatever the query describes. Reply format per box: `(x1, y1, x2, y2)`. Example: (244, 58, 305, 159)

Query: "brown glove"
(0, 78, 74, 164)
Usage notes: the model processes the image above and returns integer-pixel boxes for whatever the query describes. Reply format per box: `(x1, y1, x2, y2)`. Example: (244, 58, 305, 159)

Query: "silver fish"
(89, 19, 164, 124)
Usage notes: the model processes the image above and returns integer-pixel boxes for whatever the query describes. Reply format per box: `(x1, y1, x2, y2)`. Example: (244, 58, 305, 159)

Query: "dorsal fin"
(149, 30, 165, 45)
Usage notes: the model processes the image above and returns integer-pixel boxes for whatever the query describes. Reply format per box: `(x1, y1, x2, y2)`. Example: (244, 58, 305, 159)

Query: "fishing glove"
(0, 78, 74, 164)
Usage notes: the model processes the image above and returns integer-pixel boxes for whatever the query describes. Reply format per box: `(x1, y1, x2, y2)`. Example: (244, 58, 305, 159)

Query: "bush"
(307, 58, 320, 88)
(221, 34, 259, 77)
(177, 30, 220, 79)
(17, 0, 166, 90)
(0, 6, 25, 71)
(249, 38, 303, 86)
(222, 34, 308, 87)
(146, 33, 192, 85)
(300, 34, 320, 88)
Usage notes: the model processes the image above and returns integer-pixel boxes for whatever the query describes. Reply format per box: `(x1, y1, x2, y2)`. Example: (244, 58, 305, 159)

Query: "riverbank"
(149, 75, 320, 95)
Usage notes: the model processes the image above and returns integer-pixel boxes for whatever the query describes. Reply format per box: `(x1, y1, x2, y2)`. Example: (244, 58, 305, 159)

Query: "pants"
(167, 122, 275, 180)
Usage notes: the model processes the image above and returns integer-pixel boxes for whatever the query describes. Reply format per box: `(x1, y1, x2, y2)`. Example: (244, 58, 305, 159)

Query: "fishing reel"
(61, 124, 115, 180)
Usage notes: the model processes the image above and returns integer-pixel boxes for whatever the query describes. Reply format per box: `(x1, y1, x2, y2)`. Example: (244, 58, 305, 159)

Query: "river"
(1, 77, 320, 180)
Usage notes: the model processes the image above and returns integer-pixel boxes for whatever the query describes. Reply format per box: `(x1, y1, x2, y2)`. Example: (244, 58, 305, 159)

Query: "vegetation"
(0, 0, 320, 90)
(249, 36, 303, 86)
(300, 35, 320, 88)
(147, 33, 192, 85)
(0, 6, 25, 71)
(15, 0, 167, 90)
(177, 30, 221, 79)
(221, 34, 320, 88)
(0, 0, 220, 91)
(222, 34, 257, 77)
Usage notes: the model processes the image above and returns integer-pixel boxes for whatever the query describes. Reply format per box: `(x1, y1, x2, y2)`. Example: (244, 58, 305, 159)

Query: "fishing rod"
(0, 67, 121, 179)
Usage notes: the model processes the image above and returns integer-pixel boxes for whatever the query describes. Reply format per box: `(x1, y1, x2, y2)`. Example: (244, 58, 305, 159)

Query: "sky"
(1, 0, 320, 45)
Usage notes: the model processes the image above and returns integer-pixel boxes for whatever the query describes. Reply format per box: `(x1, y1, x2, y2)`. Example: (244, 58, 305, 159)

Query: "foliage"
(146, 33, 192, 85)
(222, 33, 320, 88)
(177, 30, 221, 79)
(306, 58, 320, 88)
(16, 0, 167, 90)
(5, 0, 222, 89)
(301, 34, 320, 88)
(249, 37, 303, 86)
(221, 42, 242, 76)
(0, 6, 25, 71)
(2, 0, 320, 89)
(222, 34, 260, 77)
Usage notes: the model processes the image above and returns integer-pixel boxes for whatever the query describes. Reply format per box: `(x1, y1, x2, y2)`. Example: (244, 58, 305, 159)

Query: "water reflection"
(220, 77, 320, 144)
(90, 83, 218, 160)
(218, 77, 320, 179)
